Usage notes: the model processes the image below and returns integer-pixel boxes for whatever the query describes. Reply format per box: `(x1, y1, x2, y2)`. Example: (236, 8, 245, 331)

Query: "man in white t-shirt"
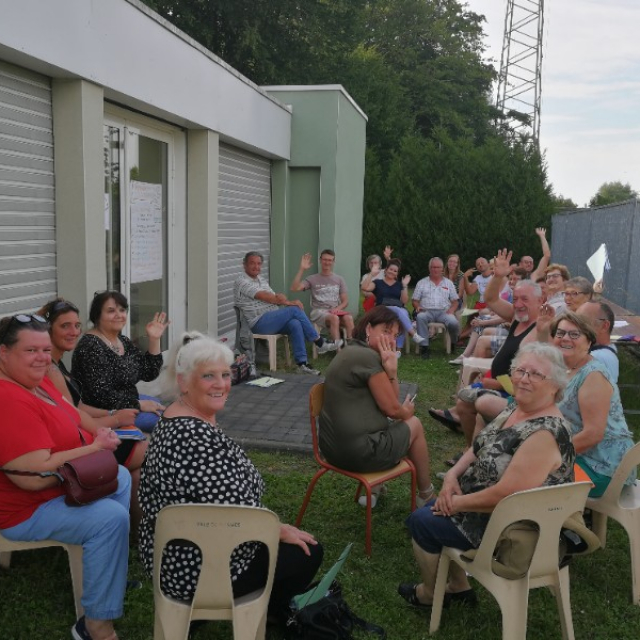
(578, 300, 619, 383)
(290, 250, 354, 342)
(462, 257, 493, 308)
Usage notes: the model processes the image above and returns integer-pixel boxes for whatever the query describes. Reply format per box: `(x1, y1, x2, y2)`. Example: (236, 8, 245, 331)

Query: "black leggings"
(234, 541, 324, 620)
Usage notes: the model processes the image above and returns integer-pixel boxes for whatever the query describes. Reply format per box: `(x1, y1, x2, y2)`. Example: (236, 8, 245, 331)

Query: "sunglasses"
(44, 300, 79, 321)
(0, 314, 48, 345)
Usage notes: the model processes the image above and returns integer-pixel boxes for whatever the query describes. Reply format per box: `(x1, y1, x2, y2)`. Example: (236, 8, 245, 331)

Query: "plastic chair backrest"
(154, 504, 280, 613)
(470, 482, 591, 580)
(598, 441, 640, 504)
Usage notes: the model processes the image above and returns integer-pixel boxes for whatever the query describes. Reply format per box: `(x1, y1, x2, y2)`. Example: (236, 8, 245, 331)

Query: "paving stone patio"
(219, 373, 418, 453)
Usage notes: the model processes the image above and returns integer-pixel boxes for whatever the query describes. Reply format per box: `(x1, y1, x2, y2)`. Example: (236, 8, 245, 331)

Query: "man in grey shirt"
(234, 251, 340, 375)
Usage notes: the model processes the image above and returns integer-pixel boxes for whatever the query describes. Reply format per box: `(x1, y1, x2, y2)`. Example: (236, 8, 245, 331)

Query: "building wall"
(266, 87, 367, 314)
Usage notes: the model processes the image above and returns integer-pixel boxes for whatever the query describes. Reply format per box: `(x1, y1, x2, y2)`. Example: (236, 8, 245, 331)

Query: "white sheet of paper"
(586, 243, 607, 282)
(614, 320, 629, 329)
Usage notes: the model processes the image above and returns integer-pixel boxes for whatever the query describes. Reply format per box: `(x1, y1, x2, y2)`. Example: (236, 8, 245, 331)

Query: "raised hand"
(383, 245, 394, 261)
(536, 302, 555, 334)
(402, 274, 411, 287)
(535, 227, 547, 238)
(377, 333, 398, 377)
(464, 267, 476, 278)
(370, 263, 382, 278)
(492, 248, 513, 279)
(146, 312, 170, 340)
(300, 252, 313, 271)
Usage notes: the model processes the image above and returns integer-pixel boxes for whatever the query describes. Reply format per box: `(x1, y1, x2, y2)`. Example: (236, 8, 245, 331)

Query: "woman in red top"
(0, 314, 130, 640)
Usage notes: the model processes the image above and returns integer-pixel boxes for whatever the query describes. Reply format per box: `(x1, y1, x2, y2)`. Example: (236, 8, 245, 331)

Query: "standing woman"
(39, 298, 148, 534)
(361, 259, 427, 350)
(0, 314, 130, 640)
(443, 254, 465, 311)
(72, 291, 169, 433)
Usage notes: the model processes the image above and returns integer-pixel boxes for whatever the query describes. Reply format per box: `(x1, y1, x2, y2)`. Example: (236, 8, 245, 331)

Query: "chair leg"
(268, 337, 277, 372)
(552, 568, 576, 640)
(65, 544, 85, 618)
(365, 489, 373, 557)
(429, 552, 450, 634)
(496, 586, 529, 640)
(626, 516, 640, 605)
(0, 551, 12, 569)
(295, 470, 328, 526)
(283, 336, 291, 367)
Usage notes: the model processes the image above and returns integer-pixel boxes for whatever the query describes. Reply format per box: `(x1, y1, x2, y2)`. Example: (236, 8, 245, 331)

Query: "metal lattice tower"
(496, 0, 544, 142)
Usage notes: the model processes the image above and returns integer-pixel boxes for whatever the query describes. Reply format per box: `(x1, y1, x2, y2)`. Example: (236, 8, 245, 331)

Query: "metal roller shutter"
(0, 61, 55, 316)
(217, 143, 271, 335)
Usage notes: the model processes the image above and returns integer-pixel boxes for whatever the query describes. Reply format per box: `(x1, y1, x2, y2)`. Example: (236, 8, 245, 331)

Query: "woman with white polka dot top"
(138, 334, 323, 624)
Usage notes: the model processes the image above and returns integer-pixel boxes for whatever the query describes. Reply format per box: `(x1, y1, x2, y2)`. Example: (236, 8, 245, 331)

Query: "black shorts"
(114, 439, 137, 466)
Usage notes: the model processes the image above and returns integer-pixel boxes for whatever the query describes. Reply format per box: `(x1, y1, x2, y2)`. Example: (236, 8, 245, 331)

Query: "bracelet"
(388, 377, 397, 382)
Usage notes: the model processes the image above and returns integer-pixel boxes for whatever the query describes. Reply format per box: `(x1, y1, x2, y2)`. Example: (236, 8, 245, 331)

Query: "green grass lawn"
(2, 341, 640, 639)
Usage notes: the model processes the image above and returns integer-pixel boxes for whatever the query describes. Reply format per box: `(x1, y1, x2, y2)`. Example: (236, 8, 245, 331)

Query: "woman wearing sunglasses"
(71, 291, 169, 434)
(39, 298, 148, 535)
(550, 311, 635, 497)
(0, 314, 129, 640)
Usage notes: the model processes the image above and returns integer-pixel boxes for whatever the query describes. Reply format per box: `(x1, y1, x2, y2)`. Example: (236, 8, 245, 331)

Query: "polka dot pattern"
(138, 415, 265, 600)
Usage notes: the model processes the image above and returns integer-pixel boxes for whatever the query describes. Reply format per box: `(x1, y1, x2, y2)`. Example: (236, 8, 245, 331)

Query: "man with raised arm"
(290, 250, 354, 343)
(520, 227, 551, 281)
(429, 249, 542, 447)
(234, 251, 340, 375)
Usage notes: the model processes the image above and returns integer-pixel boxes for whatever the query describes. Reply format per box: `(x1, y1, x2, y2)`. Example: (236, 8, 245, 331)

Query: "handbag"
(230, 353, 252, 385)
(287, 581, 386, 640)
(1, 433, 119, 507)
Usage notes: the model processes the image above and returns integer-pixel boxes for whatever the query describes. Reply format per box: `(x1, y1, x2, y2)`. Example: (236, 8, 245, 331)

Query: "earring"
(366, 333, 370, 345)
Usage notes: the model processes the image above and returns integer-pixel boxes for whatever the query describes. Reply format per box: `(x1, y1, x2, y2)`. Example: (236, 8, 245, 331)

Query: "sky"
(464, 0, 640, 207)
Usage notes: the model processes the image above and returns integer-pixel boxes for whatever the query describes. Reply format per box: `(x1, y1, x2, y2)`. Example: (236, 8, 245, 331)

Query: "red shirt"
(0, 378, 93, 529)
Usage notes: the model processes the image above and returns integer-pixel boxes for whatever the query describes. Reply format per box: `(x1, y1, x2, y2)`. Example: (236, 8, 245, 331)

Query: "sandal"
(397, 583, 432, 610)
(428, 408, 463, 434)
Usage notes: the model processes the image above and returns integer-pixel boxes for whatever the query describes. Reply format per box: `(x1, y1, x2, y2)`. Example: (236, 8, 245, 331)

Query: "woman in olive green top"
(320, 307, 434, 506)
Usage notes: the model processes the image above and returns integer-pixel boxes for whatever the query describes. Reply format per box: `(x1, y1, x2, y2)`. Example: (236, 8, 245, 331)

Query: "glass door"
(103, 117, 174, 351)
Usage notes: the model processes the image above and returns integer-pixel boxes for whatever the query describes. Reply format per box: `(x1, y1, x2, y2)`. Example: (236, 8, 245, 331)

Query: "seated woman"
(320, 307, 433, 508)
(562, 277, 594, 312)
(361, 259, 426, 350)
(138, 334, 323, 624)
(0, 314, 130, 640)
(71, 291, 169, 433)
(399, 342, 575, 608)
(443, 254, 465, 314)
(549, 311, 635, 497)
(39, 298, 148, 534)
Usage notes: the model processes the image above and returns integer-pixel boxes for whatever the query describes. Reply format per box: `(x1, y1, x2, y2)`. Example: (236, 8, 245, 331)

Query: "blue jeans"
(252, 307, 320, 364)
(416, 310, 460, 347)
(2, 466, 132, 620)
(136, 393, 162, 433)
(386, 306, 413, 348)
(406, 498, 475, 554)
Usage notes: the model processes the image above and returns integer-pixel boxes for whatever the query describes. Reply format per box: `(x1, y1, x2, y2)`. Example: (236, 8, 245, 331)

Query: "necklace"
(96, 329, 122, 354)
(568, 354, 590, 372)
(180, 397, 217, 426)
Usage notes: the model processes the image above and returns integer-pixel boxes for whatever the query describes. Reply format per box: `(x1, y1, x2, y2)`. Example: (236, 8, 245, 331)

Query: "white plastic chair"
(0, 533, 84, 617)
(430, 482, 591, 640)
(234, 306, 291, 372)
(311, 322, 348, 359)
(406, 322, 453, 354)
(153, 503, 281, 640)
(586, 442, 640, 604)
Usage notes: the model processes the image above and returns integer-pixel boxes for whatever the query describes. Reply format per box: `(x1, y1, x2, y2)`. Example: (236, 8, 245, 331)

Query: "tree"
(551, 193, 578, 211)
(588, 181, 638, 207)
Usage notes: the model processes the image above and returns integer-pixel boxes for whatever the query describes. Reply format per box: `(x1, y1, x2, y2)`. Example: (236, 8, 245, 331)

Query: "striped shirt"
(234, 273, 279, 327)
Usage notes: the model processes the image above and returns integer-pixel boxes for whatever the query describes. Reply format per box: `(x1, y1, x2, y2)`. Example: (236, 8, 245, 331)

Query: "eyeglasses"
(562, 291, 587, 298)
(545, 273, 562, 280)
(0, 314, 48, 345)
(555, 329, 583, 340)
(510, 367, 547, 383)
(44, 300, 79, 320)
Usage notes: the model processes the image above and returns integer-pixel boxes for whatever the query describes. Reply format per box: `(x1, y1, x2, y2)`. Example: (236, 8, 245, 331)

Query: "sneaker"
(248, 363, 259, 380)
(71, 617, 91, 640)
(411, 333, 427, 345)
(448, 355, 464, 365)
(298, 363, 321, 376)
(358, 484, 388, 508)
(316, 339, 342, 354)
